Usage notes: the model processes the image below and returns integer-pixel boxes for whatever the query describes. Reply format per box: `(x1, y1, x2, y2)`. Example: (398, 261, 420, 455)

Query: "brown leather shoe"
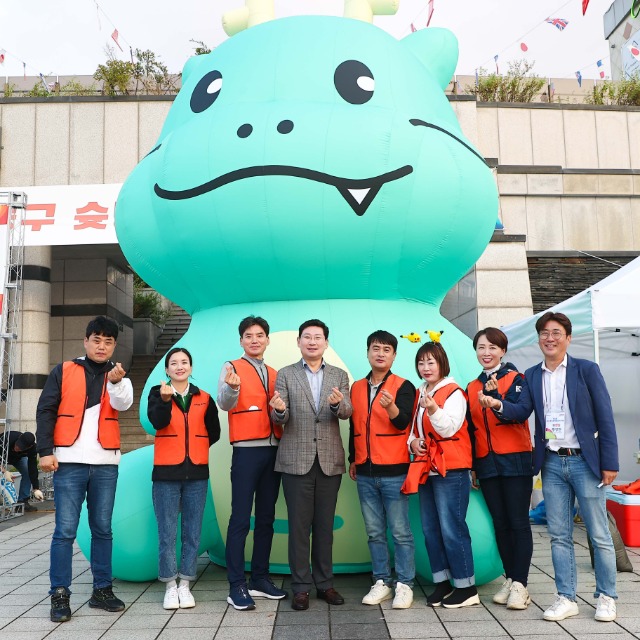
(292, 591, 309, 610)
(317, 587, 344, 605)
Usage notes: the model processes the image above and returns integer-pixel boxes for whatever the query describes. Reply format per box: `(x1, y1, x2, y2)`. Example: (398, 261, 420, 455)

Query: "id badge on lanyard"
(545, 412, 565, 440)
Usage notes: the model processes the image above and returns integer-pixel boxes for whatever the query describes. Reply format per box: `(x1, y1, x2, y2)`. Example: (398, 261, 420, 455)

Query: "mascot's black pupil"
(334, 60, 374, 105)
(191, 70, 223, 113)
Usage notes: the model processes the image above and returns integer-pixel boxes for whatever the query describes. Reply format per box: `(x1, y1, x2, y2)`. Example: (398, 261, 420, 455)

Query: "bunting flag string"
(93, 1, 131, 53)
(426, 0, 434, 27)
(546, 17, 569, 31)
(0, 44, 53, 83)
(597, 59, 605, 78)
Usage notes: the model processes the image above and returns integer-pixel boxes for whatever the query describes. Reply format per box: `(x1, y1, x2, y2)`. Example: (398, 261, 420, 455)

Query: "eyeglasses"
(539, 330, 565, 340)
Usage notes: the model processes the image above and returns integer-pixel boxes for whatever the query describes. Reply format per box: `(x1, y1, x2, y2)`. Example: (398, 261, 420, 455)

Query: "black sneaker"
(442, 586, 480, 609)
(426, 580, 454, 607)
(89, 586, 125, 612)
(50, 587, 71, 623)
(20, 499, 37, 512)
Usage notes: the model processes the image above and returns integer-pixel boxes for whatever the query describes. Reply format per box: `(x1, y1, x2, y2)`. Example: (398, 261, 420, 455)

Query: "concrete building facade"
(0, 94, 639, 430)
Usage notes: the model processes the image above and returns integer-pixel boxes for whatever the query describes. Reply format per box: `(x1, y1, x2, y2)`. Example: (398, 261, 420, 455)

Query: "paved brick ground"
(1, 503, 639, 639)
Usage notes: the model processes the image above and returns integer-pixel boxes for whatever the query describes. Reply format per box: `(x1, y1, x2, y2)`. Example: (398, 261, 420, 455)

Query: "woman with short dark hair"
(467, 327, 533, 610)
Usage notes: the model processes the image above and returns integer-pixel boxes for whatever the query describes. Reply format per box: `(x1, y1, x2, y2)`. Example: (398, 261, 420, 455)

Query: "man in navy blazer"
(479, 312, 618, 623)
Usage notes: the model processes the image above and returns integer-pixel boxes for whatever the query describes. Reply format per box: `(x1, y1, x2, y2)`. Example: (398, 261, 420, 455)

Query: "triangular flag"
(520, 42, 528, 52)
(426, 0, 434, 27)
(597, 59, 605, 79)
(575, 71, 582, 87)
(494, 54, 499, 74)
(111, 28, 123, 52)
(410, 23, 417, 33)
(0, 49, 5, 65)
(546, 18, 569, 31)
(582, 0, 590, 15)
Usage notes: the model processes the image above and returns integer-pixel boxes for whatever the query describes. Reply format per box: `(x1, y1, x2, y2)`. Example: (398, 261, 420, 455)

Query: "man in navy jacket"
(479, 312, 618, 623)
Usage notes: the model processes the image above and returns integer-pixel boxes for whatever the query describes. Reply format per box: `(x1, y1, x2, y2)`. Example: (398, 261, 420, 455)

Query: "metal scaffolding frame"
(0, 191, 27, 521)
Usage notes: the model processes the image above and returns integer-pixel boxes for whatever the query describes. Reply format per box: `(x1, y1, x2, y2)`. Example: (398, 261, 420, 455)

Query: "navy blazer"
(498, 355, 618, 477)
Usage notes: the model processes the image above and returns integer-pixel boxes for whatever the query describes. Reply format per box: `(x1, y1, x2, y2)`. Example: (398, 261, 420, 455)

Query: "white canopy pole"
(593, 329, 600, 365)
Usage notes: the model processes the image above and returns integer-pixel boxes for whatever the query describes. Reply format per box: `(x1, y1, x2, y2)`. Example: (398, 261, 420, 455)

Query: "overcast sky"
(0, 0, 614, 82)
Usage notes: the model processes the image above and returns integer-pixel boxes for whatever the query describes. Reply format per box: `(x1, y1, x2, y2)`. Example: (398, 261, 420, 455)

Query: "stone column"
(9, 245, 52, 435)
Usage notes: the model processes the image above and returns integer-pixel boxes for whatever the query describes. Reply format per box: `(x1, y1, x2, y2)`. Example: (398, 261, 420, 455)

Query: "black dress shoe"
(292, 591, 310, 610)
(317, 587, 344, 605)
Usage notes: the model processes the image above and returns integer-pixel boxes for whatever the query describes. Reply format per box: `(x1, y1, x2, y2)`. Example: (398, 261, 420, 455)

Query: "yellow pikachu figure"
(425, 330, 444, 343)
(400, 333, 422, 343)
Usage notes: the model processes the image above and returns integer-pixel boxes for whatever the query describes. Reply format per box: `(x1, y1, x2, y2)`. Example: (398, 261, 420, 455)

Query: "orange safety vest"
(409, 382, 472, 471)
(54, 361, 120, 450)
(467, 373, 531, 458)
(228, 358, 282, 443)
(351, 374, 411, 466)
(154, 391, 211, 466)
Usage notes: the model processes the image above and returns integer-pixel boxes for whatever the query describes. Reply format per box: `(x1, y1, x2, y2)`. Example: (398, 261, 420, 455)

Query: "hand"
(601, 470, 618, 486)
(40, 454, 59, 473)
(379, 389, 395, 410)
(269, 391, 286, 413)
(224, 364, 241, 390)
(484, 373, 498, 392)
(328, 387, 343, 405)
(410, 437, 426, 455)
(471, 470, 480, 490)
(421, 393, 438, 415)
(107, 362, 126, 384)
(349, 462, 357, 481)
(478, 390, 501, 410)
(32, 489, 44, 501)
(3, 469, 13, 483)
(159, 380, 174, 402)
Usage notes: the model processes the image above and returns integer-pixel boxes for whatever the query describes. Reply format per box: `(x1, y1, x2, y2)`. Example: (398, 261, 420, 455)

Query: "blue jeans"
(50, 463, 118, 594)
(357, 474, 415, 586)
(418, 470, 475, 587)
(12, 457, 31, 502)
(226, 447, 281, 587)
(153, 479, 208, 582)
(542, 451, 617, 600)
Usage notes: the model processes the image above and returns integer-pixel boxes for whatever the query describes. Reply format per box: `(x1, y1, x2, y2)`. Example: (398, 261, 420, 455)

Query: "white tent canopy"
(501, 256, 640, 482)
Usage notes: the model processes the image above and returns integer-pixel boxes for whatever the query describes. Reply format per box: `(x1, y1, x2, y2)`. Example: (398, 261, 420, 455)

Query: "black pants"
(480, 475, 533, 586)
(281, 457, 341, 593)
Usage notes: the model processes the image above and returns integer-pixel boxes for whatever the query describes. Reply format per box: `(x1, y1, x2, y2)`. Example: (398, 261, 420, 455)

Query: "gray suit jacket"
(272, 360, 352, 476)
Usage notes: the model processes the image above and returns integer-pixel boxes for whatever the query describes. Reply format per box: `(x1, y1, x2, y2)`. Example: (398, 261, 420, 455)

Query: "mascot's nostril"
(237, 123, 253, 138)
(277, 120, 294, 134)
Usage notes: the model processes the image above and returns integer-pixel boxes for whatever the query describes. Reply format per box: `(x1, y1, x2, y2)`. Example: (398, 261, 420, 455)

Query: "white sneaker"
(493, 578, 512, 605)
(362, 580, 392, 605)
(506, 581, 531, 610)
(163, 585, 179, 610)
(392, 582, 414, 609)
(594, 594, 616, 622)
(177, 583, 196, 609)
(543, 595, 579, 621)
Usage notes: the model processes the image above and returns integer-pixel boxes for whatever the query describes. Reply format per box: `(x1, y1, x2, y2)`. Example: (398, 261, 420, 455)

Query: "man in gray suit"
(270, 319, 352, 611)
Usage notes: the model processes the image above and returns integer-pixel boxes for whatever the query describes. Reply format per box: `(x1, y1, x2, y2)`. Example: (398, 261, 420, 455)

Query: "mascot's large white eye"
(334, 60, 374, 105)
(190, 70, 223, 113)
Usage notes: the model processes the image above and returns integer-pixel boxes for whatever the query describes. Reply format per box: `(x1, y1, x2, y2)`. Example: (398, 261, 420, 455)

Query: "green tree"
(132, 48, 179, 95)
(585, 76, 640, 106)
(466, 60, 545, 103)
(190, 39, 212, 55)
(94, 47, 136, 96)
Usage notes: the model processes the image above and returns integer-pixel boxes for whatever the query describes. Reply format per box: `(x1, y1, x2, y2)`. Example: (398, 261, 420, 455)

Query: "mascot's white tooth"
(347, 188, 370, 204)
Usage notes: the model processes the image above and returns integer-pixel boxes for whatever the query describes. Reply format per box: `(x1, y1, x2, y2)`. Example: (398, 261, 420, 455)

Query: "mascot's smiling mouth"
(154, 164, 413, 216)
